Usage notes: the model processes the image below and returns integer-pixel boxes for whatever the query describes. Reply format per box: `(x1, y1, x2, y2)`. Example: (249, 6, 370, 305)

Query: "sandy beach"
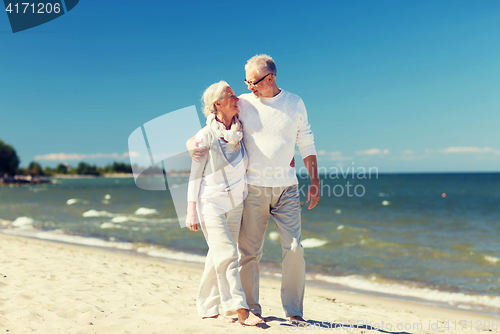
(0, 233, 498, 334)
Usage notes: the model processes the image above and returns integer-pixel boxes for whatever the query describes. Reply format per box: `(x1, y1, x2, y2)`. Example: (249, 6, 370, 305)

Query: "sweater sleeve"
(187, 130, 208, 202)
(296, 98, 317, 159)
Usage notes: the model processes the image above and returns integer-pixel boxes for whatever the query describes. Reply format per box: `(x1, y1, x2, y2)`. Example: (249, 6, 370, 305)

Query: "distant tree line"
(20, 161, 133, 176)
(0, 139, 19, 175)
(0, 139, 132, 176)
(47, 161, 133, 176)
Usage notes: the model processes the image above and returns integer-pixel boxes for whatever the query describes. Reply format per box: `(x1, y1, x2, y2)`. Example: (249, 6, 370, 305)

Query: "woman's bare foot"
(202, 314, 235, 323)
(237, 309, 263, 326)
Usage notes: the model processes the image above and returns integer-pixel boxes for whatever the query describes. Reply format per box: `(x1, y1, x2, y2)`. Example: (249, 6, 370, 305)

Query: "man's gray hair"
(201, 81, 229, 116)
(245, 54, 277, 76)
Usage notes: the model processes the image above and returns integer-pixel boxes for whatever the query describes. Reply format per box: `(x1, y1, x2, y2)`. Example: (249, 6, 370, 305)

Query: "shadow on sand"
(258, 315, 415, 333)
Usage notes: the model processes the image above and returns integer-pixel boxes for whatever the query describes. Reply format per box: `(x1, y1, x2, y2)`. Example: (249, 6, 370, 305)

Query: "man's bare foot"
(237, 309, 264, 326)
(289, 315, 307, 325)
(202, 314, 235, 323)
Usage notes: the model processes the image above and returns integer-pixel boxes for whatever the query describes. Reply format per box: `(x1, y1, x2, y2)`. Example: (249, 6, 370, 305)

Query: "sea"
(1, 173, 499, 317)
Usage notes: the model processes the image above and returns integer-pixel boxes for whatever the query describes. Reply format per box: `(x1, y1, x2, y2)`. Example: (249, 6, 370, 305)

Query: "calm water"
(1, 173, 499, 313)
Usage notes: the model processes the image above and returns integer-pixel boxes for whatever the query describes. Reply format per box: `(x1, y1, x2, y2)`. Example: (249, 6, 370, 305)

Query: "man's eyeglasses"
(244, 73, 272, 87)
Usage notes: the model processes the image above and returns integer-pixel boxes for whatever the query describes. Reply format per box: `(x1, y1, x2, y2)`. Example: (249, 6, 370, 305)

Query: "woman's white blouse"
(187, 129, 247, 221)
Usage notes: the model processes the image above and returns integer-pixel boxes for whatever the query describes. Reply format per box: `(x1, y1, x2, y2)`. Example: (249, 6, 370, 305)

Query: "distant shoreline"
(3, 171, 499, 185)
(52, 173, 135, 179)
(0, 173, 135, 185)
(0, 173, 196, 184)
(0, 175, 49, 185)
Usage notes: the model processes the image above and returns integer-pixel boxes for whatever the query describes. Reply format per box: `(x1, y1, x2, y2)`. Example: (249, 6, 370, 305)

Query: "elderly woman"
(186, 81, 262, 326)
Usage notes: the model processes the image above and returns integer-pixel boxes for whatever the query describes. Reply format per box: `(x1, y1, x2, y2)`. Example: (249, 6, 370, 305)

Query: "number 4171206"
(5, 2, 61, 14)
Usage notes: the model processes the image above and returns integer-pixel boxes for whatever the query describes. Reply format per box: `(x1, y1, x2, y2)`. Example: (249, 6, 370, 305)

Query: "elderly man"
(188, 54, 319, 324)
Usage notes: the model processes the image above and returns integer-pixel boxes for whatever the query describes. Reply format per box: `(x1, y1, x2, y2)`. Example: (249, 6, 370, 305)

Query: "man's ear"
(268, 74, 275, 84)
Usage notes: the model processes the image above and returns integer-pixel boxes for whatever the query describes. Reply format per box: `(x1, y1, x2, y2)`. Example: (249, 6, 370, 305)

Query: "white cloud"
(34, 152, 131, 161)
(441, 147, 500, 154)
(355, 148, 390, 155)
(423, 147, 500, 155)
(399, 154, 428, 161)
(391, 147, 500, 162)
(317, 150, 341, 156)
(402, 150, 415, 155)
(316, 150, 350, 161)
(331, 155, 354, 161)
(128, 151, 140, 158)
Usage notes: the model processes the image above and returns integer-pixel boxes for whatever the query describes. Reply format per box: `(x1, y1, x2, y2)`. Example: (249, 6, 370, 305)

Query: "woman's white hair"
(201, 81, 229, 117)
(245, 54, 277, 76)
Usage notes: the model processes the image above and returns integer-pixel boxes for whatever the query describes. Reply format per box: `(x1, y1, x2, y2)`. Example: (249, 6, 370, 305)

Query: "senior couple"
(185, 54, 319, 326)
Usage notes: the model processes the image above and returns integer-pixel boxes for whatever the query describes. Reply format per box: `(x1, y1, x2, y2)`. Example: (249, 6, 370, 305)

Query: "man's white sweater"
(238, 89, 316, 187)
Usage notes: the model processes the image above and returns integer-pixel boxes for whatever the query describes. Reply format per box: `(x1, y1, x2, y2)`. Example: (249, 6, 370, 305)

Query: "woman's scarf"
(206, 113, 243, 151)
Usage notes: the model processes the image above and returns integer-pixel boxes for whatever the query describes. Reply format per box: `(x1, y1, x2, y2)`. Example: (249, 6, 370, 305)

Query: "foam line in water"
(1, 228, 134, 250)
(137, 246, 206, 263)
(11, 217, 35, 229)
(100, 222, 121, 229)
(484, 255, 500, 264)
(1, 227, 206, 265)
(109, 216, 176, 224)
(111, 216, 129, 223)
(126, 217, 177, 223)
(34, 231, 134, 250)
(301, 238, 328, 248)
(66, 198, 89, 205)
(82, 210, 115, 217)
(314, 274, 500, 310)
(82, 210, 176, 223)
(134, 208, 159, 215)
(268, 231, 279, 241)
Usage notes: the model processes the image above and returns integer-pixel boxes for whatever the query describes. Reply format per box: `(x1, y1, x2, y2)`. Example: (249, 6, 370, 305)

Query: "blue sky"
(1, 0, 499, 172)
